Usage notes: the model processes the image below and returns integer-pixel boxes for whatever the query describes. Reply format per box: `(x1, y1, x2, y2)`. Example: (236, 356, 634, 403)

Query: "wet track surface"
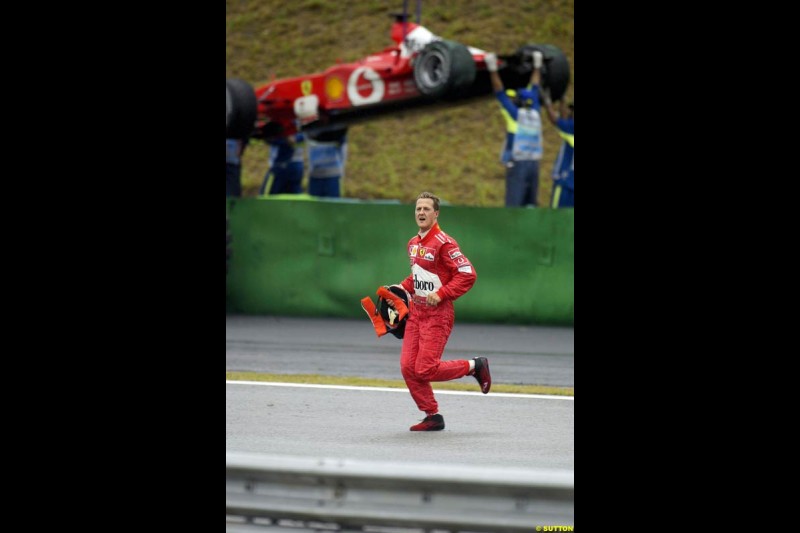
(226, 315, 574, 470)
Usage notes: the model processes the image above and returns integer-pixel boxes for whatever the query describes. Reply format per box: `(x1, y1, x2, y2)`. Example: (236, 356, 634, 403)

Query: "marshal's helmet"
(518, 88, 535, 107)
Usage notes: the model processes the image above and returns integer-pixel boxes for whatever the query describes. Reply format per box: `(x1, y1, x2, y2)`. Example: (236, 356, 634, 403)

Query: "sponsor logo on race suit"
(411, 264, 442, 297)
(423, 252, 434, 261)
(409, 245, 418, 256)
(449, 249, 462, 259)
(458, 266, 473, 273)
(347, 67, 385, 106)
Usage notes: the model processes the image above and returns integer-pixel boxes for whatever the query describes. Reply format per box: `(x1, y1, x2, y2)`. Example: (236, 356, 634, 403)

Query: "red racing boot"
(410, 414, 445, 431)
(471, 357, 492, 394)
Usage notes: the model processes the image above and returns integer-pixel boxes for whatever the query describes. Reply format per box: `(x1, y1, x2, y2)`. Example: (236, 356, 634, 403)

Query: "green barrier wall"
(226, 198, 573, 325)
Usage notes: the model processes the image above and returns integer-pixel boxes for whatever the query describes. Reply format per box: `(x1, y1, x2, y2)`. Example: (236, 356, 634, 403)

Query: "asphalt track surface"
(226, 315, 574, 387)
(226, 315, 574, 470)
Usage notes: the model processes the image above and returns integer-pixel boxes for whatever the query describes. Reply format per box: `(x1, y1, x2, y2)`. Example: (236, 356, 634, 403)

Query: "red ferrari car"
(226, 14, 570, 142)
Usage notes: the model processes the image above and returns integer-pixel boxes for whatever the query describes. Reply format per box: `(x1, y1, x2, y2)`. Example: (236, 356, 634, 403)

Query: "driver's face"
(415, 199, 437, 232)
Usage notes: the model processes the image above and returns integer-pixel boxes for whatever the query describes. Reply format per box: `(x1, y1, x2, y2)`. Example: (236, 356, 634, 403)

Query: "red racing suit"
(398, 223, 477, 415)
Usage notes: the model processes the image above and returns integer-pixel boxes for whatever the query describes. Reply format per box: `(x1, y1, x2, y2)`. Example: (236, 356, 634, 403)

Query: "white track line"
(226, 380, 574, 400)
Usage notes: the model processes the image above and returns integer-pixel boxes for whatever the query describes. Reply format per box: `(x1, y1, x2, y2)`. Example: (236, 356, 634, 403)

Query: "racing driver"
(388, 191, 492, 431)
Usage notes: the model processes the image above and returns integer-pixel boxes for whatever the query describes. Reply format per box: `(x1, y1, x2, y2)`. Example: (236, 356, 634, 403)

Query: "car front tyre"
(226, 78, 257, 139)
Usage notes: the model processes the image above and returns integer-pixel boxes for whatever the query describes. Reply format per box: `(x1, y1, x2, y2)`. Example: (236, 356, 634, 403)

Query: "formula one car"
(226, 14, 570, 142)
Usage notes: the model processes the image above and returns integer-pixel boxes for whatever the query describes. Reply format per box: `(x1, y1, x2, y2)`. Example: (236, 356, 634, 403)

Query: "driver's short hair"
(417, 191, 440, 211)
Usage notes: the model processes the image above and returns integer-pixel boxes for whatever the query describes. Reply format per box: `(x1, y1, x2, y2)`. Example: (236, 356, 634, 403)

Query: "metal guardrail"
(226, 451, 574, 532)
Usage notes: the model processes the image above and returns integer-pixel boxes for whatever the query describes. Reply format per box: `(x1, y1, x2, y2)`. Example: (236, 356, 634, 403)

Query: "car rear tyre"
(226, 78, 257, 139)
(514, 44, 570, 102)
(413, 40, 476, 99)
